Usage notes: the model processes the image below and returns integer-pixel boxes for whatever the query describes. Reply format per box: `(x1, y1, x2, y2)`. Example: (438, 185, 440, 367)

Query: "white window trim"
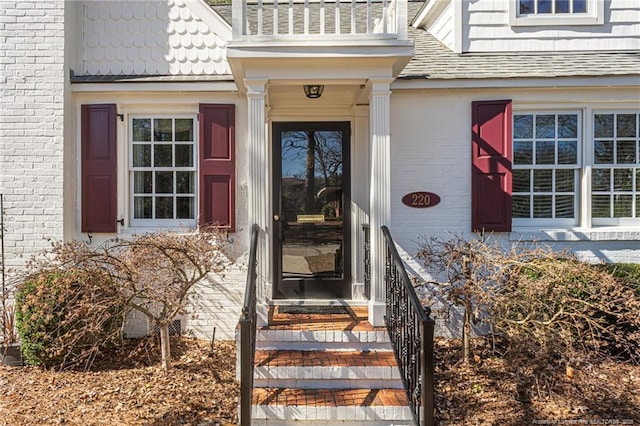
(512, 110, 582, 228)
(128, 114, 198, 229)
(512, 107, 640, 240)
(590, 110, 640, 227)
(509, 0, 604, 26)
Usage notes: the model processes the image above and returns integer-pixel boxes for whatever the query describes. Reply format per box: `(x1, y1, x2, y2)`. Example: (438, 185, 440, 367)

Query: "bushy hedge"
(15, 268, 124, 369)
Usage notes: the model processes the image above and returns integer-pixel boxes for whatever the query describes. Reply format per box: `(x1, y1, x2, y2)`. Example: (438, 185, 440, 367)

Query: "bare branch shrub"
(416, 235, 640, 366)
(14, 228, 230, 371)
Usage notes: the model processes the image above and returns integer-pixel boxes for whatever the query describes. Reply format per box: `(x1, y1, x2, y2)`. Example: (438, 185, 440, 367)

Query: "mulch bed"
(0, 337, 239, 426)
(1, 336, 639, 425)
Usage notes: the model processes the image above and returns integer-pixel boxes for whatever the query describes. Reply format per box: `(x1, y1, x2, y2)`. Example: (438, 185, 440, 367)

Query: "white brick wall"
(390, 86, 640, 282)
(0, 0, 66, 269)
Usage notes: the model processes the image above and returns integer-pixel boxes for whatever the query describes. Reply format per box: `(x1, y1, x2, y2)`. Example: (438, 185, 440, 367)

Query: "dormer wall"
(415, 0, 640, 53)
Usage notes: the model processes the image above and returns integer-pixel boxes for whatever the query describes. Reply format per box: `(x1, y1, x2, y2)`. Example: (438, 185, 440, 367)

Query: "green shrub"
(15, 268, 124, 369)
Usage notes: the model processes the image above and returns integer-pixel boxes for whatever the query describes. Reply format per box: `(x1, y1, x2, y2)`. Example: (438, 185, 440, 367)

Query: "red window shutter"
(199, 104, 235, 231)
(81, 104, 117, 233)
(471, 100, 512, 233)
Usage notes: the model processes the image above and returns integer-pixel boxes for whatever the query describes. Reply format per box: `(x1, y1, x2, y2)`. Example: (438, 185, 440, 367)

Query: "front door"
(272, 122, 351, 299)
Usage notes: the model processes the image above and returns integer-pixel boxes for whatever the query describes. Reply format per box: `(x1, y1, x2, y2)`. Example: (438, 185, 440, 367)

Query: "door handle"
(273, 214, 280, 221)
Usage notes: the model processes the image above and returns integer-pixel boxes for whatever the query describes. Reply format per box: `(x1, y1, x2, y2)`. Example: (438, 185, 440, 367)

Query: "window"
(512, 112, 580, 226)
(129, 117, 197, 227)
(510, 0, 602, 26)
(592, 112, 640, 225)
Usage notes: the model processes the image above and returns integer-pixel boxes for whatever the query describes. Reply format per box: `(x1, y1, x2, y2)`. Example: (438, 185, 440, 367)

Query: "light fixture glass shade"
(303, 85, 324, 99)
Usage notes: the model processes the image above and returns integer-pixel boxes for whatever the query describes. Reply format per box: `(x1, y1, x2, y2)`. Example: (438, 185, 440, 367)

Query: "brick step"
(251, 387, 413, 425)
(253, 349, 402, 389)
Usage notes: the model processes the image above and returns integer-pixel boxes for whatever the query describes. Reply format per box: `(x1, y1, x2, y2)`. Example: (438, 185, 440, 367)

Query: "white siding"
(0, 0, 67, 270)
(81, 0, 231, 76)
(463, 0, 640, 52)
(389, 85, 640, 285)
(426, 0, 456, 51)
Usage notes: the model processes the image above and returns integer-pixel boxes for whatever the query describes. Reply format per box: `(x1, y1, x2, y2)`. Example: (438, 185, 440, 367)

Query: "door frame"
(271, 121, 352, 299)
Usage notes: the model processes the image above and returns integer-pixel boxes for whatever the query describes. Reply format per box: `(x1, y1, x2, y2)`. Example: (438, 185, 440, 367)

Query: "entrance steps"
(250, 305, 414, 425)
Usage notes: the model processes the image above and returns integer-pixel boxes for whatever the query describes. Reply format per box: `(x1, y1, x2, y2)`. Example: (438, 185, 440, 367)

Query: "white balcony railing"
(231, 0, 407, 41)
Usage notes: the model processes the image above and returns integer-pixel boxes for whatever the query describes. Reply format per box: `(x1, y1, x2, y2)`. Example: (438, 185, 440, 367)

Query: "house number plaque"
(401, 191, 441, 208)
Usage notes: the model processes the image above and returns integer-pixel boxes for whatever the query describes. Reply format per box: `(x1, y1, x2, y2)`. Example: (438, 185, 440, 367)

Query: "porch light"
(303, 85, 324, 99)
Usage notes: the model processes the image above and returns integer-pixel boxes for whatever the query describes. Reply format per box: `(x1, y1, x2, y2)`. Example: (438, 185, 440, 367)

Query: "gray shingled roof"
(213, 1, 640, 81)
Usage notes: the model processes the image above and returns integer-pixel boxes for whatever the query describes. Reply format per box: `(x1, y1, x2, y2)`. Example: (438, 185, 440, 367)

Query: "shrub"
(494, 256, 640, 363)
(15, 267, 124, 369)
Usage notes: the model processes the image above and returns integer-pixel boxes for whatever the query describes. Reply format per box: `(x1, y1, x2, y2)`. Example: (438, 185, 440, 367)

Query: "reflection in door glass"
(280, 130, 344, 279)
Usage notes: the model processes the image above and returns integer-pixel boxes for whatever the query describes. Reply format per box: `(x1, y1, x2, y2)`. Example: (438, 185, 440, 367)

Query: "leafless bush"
(416, 235, 640, 366)
(15, 228, 230, 370)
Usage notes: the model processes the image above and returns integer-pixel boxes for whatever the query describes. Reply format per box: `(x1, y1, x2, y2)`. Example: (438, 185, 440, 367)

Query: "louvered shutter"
(471, 100, 512, 232)
(81, 104, 117, 233)
(199, 104, 235, 231)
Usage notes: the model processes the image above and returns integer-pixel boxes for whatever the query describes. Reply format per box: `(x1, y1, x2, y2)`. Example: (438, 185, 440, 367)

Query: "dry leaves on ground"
(0, 337, 239, 426)
(434, 337, 640, 425)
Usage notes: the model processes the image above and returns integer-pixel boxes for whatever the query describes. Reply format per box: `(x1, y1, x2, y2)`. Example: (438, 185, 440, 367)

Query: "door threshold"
(269, 299, 368, 307)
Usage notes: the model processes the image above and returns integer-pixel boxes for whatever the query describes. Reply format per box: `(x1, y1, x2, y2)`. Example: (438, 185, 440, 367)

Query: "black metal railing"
(239, 224, 260, 426)
(381, 226, 435, 426)
(362, 224, 371, 299)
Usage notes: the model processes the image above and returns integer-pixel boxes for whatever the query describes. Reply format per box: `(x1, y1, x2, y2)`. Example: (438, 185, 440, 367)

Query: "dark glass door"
(272, 122, 351, 299)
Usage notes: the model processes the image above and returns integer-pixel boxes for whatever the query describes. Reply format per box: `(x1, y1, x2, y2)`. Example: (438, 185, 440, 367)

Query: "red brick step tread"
(253, 388, 408, 406)
(255, 350, 398, 367)
(265, 306, 384, 331)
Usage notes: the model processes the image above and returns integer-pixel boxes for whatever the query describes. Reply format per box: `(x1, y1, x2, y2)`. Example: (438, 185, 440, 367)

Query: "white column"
(368, 78, 393, 327)
(246, 78, 270, 325)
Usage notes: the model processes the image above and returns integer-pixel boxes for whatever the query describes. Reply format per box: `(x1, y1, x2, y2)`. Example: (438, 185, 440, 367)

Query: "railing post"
(232, 0, 246, 40)
(397, 0, 408, 39)
(421, 308, 435, 426)
(239, 314, 253, 426)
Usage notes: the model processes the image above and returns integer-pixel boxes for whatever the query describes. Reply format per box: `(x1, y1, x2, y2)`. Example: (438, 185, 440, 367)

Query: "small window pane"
(536, 140, 555, 164)
(594, 141, 613, 164)
(513, 170, 531, 192)
(133, 119, 151, 142)
(592, 195, 610, 218)
(617, 114, 637, 138)
(637, 194, 640, 217)
(513, 196, 531, 218)
(592, 169, 611, 191)
(613, 195, 633, 217)
(595, 114, 614, 138)
(538, 0, 552, 13)
(520, 0, 534, 14)
(614, 169, 633, 191)
(175, 119, 194, 141)
(155, 197, 174, 219)
(514, 115, 533, 139)
(558, 115, 577, 138)
(555, 195, 574, 218)
(155, 171, 174, 194)
(555, 169, 574, 192)
(533, 170, 553, 191)
(617, 141, 636, 164)
(176, 172, 194, 194)
(175, 145, 194, 167)
(514, 141, 533, 165)
(573, 0, 587, 13)
(558, 140, 577, 164)
(176, 197, 195, 219)
(134, 171, 152, 194)
(133, 144, 151, 167)
(134, 197, 152, 219)
(154, 144, 173, 167)
(556, 0, 569, 13)
(536, 115, 555, 138)
(154, 119, 173, 142)
(533, 195, 553, 218)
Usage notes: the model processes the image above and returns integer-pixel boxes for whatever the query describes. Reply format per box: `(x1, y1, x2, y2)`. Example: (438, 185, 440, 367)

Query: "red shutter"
(471, 100, 512, 232)
(199, 104, 235, 231)
(81, 104, 117, 233)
